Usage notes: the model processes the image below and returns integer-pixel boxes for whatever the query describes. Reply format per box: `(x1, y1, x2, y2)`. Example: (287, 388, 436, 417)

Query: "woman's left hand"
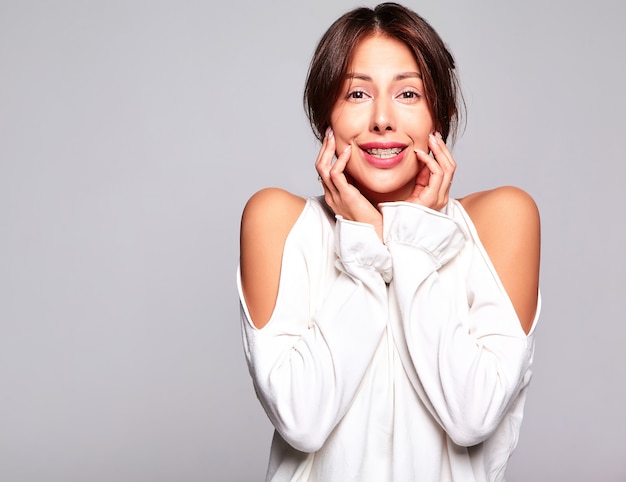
(405, 133, 456, 211)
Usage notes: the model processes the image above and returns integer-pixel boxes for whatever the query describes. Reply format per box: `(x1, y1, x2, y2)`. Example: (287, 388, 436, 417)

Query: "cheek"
(331, 133, 352, 158)
(409, 126, 434, 151)
(404, 110, 435, 146)
(331, 107, 364, 146)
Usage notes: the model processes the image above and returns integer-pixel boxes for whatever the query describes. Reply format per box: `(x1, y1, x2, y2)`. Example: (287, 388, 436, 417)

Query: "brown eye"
(400, 90, 420, 99)
(348, 91, 364, 99)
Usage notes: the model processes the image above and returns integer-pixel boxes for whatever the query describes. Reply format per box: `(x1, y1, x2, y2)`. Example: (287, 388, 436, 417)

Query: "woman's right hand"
(315, 128, 383, 240)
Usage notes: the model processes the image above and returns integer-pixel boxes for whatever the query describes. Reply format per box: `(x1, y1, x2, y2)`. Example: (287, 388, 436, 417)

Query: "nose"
(371, 97, 395, 133)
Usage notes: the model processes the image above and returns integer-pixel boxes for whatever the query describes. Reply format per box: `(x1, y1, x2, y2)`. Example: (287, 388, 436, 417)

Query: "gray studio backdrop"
(1, 1, 625, 481)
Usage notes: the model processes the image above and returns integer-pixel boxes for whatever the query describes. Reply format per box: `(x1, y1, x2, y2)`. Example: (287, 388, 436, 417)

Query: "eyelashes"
(344, 88, 423, 102)
(398, 89, 421, 99)
(346, 89, 367, 100)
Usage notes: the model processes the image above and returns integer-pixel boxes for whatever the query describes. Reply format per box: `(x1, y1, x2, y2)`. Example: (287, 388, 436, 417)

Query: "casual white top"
(237, 197, 540, 482)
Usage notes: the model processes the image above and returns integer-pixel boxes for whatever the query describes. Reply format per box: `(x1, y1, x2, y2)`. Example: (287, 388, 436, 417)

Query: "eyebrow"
(346, 71, 422, 81)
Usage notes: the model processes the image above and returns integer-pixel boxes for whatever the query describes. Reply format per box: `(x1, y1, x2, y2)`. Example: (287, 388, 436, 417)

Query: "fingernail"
(435, 131, 443, 139)
(415, 148, 427, 155)
(429, 133, 438, 145)
(343, 145, 351, 152)
(326, 127, 333, 139)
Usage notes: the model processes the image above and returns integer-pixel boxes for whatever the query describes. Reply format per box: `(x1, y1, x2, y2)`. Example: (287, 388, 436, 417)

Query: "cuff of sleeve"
(380, 202, 467, 267)
(335, 215, 393, 282)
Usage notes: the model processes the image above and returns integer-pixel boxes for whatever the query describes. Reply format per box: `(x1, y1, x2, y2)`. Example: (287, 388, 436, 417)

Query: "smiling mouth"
(364, 147, 404, 158)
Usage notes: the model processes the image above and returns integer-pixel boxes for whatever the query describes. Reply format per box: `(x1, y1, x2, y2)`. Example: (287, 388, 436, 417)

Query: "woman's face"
(330, 33, 435, 204)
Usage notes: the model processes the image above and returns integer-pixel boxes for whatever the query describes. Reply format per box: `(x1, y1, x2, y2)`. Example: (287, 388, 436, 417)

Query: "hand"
(316, 128, 383, 240)
(405, 133, 456, 211)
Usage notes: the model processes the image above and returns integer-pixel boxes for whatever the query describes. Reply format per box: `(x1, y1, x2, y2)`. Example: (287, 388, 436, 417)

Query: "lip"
(358, 141, 408, 169)
(359, 141, 407, 150)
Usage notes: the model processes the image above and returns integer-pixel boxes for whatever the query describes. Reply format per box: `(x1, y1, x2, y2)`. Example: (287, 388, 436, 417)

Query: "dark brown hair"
(304, 2, 464, 143)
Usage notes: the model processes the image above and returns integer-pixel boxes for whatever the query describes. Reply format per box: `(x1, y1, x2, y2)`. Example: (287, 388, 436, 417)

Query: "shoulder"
(240, 187, 308, 267)
(241, 187, 307, 230)
(459, 186, 540, 333)
(459, 186, 540, 247)
(240, 188, 307, 329)
(240, 188, 308, 251)
(459, 185, 539, 227)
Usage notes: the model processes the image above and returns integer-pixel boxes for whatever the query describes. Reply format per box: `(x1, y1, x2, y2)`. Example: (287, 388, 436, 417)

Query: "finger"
(314, 136, 329, 179)
(315, 128, 334, 171)
(415, 148, 444, 188)
(314, 128, 330, 164)
(428, 134, 455, 201)
(430, 133, 456, 182)
(410, 149, 442, 208)
(329, 145, 352, 190)
(434, 132, 456, 167)
(316, 128, 338, 189)
(428, 134, 454, 172)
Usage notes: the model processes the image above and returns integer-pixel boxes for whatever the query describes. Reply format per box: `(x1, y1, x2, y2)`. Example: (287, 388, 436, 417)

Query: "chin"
(353, 176, 416, 204)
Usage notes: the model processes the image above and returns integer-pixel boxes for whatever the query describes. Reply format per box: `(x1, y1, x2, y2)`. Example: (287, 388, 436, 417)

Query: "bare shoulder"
(240, 188, 307, 329)
(241, 187, 306, 233)
(459, 186, 541, 334)
(459, 186, 539, 228)
(459, 186, 540, 252)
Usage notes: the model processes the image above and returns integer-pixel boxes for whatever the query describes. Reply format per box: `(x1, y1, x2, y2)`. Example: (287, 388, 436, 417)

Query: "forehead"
(348, 33, 419, 73)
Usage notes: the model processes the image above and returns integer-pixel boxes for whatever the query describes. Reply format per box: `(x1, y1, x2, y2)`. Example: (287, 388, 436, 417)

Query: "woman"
(238, 3, 540, 481)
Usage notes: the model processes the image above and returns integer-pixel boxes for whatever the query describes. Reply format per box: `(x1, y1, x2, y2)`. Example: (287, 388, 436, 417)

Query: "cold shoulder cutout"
(459, 186, 541, 333)
(239, 188, 307, 328)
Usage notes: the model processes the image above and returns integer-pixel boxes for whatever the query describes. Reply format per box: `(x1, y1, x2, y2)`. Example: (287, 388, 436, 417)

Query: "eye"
(398, 89, 421, 100)
(346, 89, 369, 101)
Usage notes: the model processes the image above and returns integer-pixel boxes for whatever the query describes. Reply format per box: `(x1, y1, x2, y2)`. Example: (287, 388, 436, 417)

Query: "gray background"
(1, 0, 625, 481)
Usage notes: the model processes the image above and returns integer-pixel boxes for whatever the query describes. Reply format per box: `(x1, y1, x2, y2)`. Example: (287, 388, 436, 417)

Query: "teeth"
(366, 147, 402, 159)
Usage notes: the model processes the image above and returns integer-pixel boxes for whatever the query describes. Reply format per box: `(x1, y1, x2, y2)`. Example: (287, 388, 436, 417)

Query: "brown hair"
(304, 2, 464, 143)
